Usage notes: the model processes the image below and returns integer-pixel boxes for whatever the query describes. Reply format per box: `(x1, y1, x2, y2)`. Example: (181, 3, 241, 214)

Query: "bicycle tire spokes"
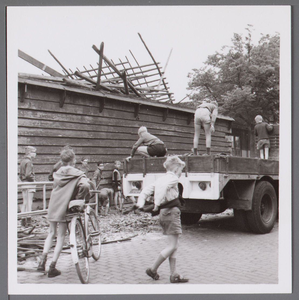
(87, 209, 102, 261)
(70, 217, 90, 284)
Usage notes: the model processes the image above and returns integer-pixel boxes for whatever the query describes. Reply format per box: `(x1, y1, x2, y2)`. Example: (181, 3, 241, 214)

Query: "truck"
(122, 154, 279, 234)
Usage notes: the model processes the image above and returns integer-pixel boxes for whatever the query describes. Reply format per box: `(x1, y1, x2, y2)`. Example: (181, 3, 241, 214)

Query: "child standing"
(19, 146, 37, 212)
(137, 155, 189, 283)
(79, 158, 90, 176)
(112, 160, 123, 211)
(254, 115, 274, 159)
(37, 148, 90, 277)
(92, 162, 105, 189)
(193, 99, 218, 155)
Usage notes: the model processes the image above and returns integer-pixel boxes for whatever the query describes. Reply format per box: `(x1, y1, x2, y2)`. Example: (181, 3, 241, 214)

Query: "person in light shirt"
(126, 126, 167, 161)
(137, 155, 189, 283)
(193, 99, 218, 155)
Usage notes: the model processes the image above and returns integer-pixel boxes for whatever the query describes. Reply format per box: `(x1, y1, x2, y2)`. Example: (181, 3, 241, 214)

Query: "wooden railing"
(18, 182, 99, 217)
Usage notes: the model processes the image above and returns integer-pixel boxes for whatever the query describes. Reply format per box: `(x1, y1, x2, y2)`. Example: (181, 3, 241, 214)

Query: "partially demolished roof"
(18, 33, 175, 103)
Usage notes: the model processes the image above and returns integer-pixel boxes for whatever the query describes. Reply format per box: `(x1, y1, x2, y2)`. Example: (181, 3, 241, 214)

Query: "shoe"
(146, 268, 159, 280)
(170, 273, 189, 283)
(37, 260, 46, 272)
(48, 267, 61, 278)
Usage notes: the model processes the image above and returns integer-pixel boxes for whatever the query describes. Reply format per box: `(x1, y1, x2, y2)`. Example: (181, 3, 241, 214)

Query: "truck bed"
(124, 155, 279, 176)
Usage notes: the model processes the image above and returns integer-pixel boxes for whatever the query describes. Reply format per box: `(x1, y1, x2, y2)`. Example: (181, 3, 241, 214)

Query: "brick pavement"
(17, 215, 278, 285)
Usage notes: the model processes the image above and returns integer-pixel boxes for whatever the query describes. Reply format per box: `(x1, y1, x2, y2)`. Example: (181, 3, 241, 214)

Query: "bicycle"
(66, 200, 101, 284)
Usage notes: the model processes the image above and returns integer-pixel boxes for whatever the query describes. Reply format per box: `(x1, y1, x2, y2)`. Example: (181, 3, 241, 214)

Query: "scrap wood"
(17, 234, 35, 241)
(18, 247, 42, 252)
(17, 267, 46, 273)
(102, 234, 138, 245)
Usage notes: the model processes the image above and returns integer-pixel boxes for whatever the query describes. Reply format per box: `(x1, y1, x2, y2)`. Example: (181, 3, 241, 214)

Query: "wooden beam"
(96, 42, 104, 90)
(137, 33, 172, 102)
(20, 83, 28, 103)
(163, 108, 169, 121)
(48, 50, 74, 79)
(18, 50, 64, 77)
(60, 90, 67, 108)
(99, 98, 105, 113)
(134, 104, 141, 120)
(122, 71, 129, 94)
(92, 45, 141, 98)
(74, 71, 113, 92)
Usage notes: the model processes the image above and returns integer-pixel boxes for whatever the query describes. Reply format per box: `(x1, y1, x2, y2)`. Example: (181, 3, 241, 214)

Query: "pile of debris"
(17, 210, 161, 265)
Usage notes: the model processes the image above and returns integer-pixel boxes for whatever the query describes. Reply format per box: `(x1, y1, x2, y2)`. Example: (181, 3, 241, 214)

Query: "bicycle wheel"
(70, 216, 90, 284)
(87, 209, 101, 261)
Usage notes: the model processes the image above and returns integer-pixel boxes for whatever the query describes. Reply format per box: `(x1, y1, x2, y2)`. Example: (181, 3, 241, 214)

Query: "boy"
(97, 188, 113, 216)
(37, 148, 90, 277)
(79, 158, 90, 176)
(137, 156, 189, 283)
(254, 115, 274, 159)
(19, 146, 37, 212)
(193, 99, 218, 155)
(126, 126, 167, 161)
(92, 162, 105, 189)
(112, 160, 123, 211)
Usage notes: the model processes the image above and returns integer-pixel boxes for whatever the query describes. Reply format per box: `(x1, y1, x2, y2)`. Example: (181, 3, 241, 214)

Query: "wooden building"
(18, 73, 234, 186)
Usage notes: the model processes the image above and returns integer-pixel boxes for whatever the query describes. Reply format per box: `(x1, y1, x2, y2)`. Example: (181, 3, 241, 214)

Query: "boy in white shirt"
(137, 155, 189, 283)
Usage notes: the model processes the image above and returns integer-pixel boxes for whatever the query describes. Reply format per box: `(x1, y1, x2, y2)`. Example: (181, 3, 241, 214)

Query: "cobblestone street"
(17, 213, 278, 286)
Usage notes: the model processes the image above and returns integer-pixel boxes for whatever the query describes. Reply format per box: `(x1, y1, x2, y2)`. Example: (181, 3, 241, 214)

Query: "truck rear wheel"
(181, 213, 202, 225)
(246, 181, 277, 234)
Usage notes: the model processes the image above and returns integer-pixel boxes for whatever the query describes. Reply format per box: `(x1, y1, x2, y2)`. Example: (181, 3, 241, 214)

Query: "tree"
(187, 26, 280, 128)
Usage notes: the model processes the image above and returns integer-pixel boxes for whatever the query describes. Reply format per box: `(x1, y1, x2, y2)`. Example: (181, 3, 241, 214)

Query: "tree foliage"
(187, 26, 280, 127)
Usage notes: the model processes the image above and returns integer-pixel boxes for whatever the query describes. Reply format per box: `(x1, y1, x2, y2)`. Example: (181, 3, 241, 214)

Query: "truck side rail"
(124, 155, 279, 177)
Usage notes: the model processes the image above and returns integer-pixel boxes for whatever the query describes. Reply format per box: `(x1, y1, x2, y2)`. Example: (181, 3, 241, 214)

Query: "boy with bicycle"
(37, 148, 90, 277)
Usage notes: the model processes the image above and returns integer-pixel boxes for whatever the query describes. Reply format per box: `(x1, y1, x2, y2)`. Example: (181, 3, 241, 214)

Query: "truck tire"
(246, 181, 278, 234)
(181, 213, 202, 225)
(234, 209, 251, 232)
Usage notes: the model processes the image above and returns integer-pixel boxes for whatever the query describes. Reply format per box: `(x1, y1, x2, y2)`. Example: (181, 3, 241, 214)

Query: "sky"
(9, 5, 288, 102)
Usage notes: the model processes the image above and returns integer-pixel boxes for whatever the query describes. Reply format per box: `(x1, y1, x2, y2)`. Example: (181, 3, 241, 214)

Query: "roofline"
(18, 73, 235, 122)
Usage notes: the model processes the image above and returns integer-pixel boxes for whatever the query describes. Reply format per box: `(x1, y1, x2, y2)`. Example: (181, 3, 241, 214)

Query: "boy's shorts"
(194, 107, 211, 126)
(257, 139, 270, 150)
(147, 144, 167, 157)
(159, 207, 182, 235)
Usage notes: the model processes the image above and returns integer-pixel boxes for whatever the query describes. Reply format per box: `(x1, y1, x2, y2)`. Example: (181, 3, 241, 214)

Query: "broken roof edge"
(18, 73, 235, 122)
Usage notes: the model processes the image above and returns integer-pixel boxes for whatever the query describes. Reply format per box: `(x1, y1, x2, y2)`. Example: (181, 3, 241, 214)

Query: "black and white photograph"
(7, 5, 291, 295)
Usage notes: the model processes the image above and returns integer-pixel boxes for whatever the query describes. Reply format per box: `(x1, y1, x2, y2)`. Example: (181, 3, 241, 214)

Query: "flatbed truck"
(123, 155, 278, 234)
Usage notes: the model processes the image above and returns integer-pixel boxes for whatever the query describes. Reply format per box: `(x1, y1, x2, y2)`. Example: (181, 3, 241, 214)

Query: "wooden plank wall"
(18, 83, 232, 187)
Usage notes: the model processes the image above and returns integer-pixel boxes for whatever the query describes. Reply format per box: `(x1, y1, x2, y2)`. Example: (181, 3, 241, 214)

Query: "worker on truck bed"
(254, 115, 274, 160)
(126, 126, 167, 161)
(193, 99, 218, 156)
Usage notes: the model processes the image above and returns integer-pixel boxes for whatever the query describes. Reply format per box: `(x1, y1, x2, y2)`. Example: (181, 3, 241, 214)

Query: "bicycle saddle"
(68, 199, 85, 213)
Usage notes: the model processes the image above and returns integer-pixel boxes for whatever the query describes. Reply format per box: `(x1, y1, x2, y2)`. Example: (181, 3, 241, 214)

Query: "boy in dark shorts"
(137, 156, 189, 283)
(126, 126, 167, 161)
(37, 148, 90, 277)
(254, 115, 274, 159)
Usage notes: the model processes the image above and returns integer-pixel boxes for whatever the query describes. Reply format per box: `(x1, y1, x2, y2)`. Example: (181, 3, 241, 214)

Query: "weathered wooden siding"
(18, 82, 233, 186)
